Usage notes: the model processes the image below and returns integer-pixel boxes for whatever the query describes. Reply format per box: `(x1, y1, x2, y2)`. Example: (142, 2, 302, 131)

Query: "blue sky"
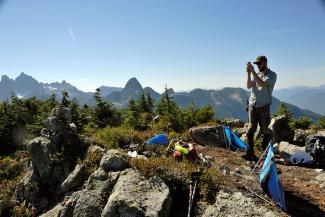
(0, 0, 325, 93)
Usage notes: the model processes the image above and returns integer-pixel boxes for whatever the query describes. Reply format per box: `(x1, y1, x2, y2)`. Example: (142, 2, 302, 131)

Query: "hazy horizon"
(2, 72, 325, 94)
(1, 0, 325, 92)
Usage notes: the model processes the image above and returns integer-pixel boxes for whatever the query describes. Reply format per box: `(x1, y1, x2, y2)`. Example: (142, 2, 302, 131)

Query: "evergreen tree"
(61, 90, 70, 107)
(93, 88, 119, 128)
(273, 103, 293, 121)
(146, 92, 154, 115)
(138, 92, 148, 113)
(125, 99, 141, 130)
(318, 117, 325, 129)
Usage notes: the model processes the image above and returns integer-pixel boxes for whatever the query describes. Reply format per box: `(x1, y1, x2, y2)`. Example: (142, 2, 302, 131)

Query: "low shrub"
(93, 126, 143, 149)
(130, 156, 224, 204)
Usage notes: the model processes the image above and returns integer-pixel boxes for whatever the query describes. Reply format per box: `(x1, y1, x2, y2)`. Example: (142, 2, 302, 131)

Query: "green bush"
(93, 126, 143, 149)
(294, 116, 312, 130)
(318, 117, 325, 129)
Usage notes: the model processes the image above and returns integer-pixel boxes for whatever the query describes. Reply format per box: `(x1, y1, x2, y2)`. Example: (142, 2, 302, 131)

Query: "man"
(244, 55, 277, 161)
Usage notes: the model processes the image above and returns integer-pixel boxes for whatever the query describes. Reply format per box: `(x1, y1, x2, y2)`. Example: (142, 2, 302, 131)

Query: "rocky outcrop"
(274, 141, 305, 160)
(222, 118, 245, 128)
(40, 155, 171, 217)
(190, 125, 225, 147)
(293, 129, 310, 146)
(61, 164, 86, 193)
(269, 115, 294, 143)
(100, 149, 129, 172)
(315, 173, 325, 189)
(59, 170, 121, 217)
(13, 107, 88, 214)
(202, 191, 276, 217)
(101, 169, 171, 217)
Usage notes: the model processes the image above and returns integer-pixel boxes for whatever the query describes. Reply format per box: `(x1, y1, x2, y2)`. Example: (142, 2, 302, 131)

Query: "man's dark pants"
(246, 104, 273, 156)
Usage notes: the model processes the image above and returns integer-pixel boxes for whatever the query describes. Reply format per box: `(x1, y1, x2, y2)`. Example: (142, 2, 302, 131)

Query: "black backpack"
(305, 135, 325, 165)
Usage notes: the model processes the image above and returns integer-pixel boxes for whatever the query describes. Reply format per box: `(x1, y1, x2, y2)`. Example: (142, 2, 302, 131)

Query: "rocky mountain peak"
(124, 77, 143, 92)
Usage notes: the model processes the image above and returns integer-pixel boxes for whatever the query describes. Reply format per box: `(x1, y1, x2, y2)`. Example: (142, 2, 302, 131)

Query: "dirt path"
(196, 145, 325, 217)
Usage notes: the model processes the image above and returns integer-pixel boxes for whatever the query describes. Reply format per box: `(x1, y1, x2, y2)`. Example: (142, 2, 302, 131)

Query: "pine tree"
(93, 88, 117, 128)
(318, 117, 325, 129)
(138, 91, 148, 113)
(273, 103, 293, 120)
(146, 92, 154, 115)
(61, 90, 70, 107)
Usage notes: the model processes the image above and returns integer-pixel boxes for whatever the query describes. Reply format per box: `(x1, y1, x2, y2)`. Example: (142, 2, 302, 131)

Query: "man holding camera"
(244, 55, 277, 161)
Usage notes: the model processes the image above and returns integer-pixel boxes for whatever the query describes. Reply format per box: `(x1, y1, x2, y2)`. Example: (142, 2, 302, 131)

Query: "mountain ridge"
(0, 73, 322, 121)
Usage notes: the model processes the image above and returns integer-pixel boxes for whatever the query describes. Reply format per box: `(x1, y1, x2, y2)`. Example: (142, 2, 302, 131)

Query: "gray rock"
(293, 129, 310, 146)
(218, 164, 230, 176)
(101, 169, 171, 217)
(234, 128, 247, 138)
(278, 141, 305, 160)
(27, 137, 52, 182)
(315, 173, 325, 183)
(269, 115, 294, 143)
(190, 125, 226, 147)
(69, 123, 78, 134)
(14, 163, 49, 212)
(234, 168, 242, 174)
(0, 200, 4, 217)
(44, 116, 66, 133)
(59, 170, 120, 217)
(52, 107, 72, 123)
(202, 191, 276, 217)
(87, 145, 105, 157)
(100, 149, 129, 172)
(14, 106, 85, 214)
(315, 130, 325, 137)
(314, 169, 324, 173)
(61, 164, 86, 193)
(39, 203, 64, 217)
(223, 118, 245, 128)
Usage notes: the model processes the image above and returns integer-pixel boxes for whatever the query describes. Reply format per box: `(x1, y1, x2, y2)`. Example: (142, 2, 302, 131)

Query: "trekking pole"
(187, 169, 202, 217)
(243, 185, 274, 206)
(187, 181, 193, 217)
(250, 143, 271, 175)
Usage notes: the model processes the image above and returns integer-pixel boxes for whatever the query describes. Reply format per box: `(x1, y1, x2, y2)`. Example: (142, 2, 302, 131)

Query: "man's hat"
(253, 56, 267, 64)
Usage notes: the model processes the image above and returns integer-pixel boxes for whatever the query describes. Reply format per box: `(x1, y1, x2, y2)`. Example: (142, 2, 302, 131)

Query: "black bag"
(305, 135, 325, 165)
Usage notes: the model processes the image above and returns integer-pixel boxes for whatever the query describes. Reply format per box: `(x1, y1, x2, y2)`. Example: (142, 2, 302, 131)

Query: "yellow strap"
(175, 145, 189, 155)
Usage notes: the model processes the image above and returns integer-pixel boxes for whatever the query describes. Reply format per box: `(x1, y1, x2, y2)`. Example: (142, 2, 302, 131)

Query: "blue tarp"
(147, 134, 169, 145)
(259, 145, 287, 211)
(223, 126, 248, 150)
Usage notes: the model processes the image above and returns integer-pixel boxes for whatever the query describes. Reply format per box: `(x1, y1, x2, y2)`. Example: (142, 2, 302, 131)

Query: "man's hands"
(246, 62, 255, 74)
(246, 62, 253, 89)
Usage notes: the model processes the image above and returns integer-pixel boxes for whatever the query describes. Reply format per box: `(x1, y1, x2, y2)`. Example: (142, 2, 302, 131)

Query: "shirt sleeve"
(263, 72, 277, 87)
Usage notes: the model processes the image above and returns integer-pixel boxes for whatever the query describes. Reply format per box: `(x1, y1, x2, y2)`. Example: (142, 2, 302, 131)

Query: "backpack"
(305, 135, 325, 165)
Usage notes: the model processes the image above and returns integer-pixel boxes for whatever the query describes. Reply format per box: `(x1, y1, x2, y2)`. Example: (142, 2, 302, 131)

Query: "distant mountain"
(274, 85, 325, 115)
(104, 77, 161, 106)
(0, 73, 120, 105)
(103, 79, 321, 122)
(0, 73, 322, 121)
(98, 86, 123, 96)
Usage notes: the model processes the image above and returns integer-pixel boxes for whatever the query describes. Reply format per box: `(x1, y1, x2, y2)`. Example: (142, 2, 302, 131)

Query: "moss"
(12, 201, 36, 217)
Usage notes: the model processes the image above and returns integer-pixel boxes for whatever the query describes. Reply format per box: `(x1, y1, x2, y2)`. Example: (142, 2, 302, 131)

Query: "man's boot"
(242, 133, 257, 162)
(261, 133, 271, 151)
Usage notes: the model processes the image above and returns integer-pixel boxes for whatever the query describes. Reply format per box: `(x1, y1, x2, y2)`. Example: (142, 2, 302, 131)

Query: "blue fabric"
(231, 130, 248, 149)
(223, 126, 248, 150)
(223, 126, 233, 146)
(259, 145, 287, 211)
(147, 134, 169, 145)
